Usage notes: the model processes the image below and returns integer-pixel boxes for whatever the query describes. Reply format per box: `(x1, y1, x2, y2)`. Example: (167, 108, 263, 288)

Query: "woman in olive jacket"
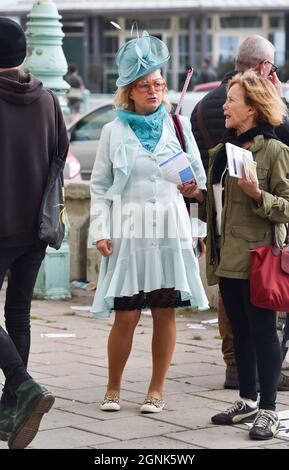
(179, 71, 289, 441)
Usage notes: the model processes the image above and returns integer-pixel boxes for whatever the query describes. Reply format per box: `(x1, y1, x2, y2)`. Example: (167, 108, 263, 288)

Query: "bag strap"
(47, 89, 59, 160)
(196, 99, 216, 149)
(170, 113, 186, 152)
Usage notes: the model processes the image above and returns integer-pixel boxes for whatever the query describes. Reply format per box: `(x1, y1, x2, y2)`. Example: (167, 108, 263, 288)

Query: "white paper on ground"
(225, 143, 254, 179)
(277, 410, 289, 438)
(159, 151, 196, 184)
(70, 306, 91, 311)
(201, 318, 218, 324)
(41, 333, 76, 338)
(186, 323, 206, 330)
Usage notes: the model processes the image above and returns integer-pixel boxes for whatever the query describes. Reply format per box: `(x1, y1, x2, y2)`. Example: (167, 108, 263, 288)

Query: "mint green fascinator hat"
(116, 31, 170, 87)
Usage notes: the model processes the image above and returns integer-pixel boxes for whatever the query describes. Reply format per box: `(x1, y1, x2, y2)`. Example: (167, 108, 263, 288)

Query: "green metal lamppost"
(25, 0, 71, 299)
(24, 0, 70, 111)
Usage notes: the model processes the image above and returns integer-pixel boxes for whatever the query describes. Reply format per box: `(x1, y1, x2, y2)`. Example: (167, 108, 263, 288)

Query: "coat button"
(150, 175, 157, 181)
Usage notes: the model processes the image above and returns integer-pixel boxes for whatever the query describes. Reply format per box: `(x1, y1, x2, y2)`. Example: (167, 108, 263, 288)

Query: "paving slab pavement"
(0, 286, 288, 450)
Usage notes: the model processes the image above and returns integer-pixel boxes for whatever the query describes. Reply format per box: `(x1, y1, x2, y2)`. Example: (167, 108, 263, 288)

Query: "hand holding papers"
(159, 151, 196, 185)
(226, 143, 257, 180)
(243, 158, 257, 181)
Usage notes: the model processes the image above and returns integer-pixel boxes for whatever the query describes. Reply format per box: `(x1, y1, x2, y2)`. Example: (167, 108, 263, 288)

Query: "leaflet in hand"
(225, 143, 257, 180)
(159, 151, 196, 185)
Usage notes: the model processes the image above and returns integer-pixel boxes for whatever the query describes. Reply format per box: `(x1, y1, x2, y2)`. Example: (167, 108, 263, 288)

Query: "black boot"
(0, 403, 16, 441)
(8, 379, 55, 449)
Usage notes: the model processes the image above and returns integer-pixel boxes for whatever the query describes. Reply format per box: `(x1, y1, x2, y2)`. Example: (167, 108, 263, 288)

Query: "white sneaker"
(249, 410, 280, 440)
(99, 393, 120, 411)
(140, 396, 165, 413)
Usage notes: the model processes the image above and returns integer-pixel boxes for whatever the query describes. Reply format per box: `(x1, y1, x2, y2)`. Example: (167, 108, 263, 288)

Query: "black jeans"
(0, 326, 31, 399)
(219, 277, 282, 411)
(0, 244, 46, 407)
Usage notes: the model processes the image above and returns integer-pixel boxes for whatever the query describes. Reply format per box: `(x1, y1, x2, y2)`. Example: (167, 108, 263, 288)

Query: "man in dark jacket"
(189, 35, 289, 391)
(0, 18, 69, 440)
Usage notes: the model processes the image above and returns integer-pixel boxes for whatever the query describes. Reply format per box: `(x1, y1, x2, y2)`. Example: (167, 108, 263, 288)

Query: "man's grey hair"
(235, 35, 275, 71)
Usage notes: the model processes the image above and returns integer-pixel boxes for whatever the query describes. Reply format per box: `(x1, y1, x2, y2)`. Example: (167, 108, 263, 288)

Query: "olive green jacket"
(200, 135, 289, 285)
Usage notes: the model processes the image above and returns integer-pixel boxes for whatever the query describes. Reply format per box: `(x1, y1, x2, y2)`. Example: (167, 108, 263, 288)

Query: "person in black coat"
(189, 35, 289, 391)
(0, 17, 68, 442)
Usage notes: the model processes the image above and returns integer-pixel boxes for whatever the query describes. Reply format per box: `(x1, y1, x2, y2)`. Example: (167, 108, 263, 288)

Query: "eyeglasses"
(133, 78, 166, 93)
(261, 60, 278, 75)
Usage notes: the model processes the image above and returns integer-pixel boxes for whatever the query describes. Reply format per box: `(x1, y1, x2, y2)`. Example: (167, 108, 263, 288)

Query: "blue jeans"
(0, 244, 46, 406)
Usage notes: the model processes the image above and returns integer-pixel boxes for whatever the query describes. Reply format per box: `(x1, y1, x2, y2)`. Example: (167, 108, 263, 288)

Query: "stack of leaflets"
(159, 151, 196, 184)
(225, 143, 257, 180)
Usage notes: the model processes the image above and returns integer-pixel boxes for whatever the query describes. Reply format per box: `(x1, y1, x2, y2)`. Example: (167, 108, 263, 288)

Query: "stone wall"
(65, 181, 90, 282)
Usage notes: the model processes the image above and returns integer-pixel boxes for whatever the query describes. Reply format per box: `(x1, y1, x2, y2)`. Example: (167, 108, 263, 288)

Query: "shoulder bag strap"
(171, 113, 186, 152)
(47, 89, 59, 161)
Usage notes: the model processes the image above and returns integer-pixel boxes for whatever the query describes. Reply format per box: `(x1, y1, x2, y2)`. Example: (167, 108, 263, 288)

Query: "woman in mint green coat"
(90, 32, 208, 413)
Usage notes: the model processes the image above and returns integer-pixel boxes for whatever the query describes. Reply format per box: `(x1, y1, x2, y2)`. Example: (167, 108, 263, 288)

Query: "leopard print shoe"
(99, 393, 120, 411)
(140, 395, 165, 413)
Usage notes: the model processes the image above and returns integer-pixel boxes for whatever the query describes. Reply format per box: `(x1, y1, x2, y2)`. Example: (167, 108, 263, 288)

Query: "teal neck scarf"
(116, 104, 166, 152)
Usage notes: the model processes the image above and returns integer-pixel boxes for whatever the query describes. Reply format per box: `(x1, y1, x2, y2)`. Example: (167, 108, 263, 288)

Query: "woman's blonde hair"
(227, 70, 287, 127)
(114, 76, 171, 112)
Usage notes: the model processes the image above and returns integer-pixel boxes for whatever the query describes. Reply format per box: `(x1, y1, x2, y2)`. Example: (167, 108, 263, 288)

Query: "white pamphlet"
(225, 143, 256, 180)
(159, 151, 196, 185)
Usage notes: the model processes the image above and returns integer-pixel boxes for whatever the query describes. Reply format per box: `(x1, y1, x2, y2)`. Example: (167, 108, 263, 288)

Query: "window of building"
(178, 35, 189, 71)
(268, 32, 285, 66)
(103, 56, 116, 68)
(179, 18, 188, 29)
(62, 20, 84, 34)
(106, 73, 118, 93)
(220, 16, 262, 28)
(193, 16, 212, 30)
(207, 34, 213, 53)
(103, 35, 119, 71)
(195, 33, 201, 51)
(178, 35, 188, 53)
(219, 36, 238, 62)
(104, 36, 118, 53)
(269, 16, 284, 28)
(166, 73, 173, 90)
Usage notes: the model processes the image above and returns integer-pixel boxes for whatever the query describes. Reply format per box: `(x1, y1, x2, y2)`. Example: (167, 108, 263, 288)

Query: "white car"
(67, 100, 116, 180)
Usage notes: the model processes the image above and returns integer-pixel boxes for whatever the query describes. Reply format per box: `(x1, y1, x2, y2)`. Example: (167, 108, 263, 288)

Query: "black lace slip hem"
(114, 288, 191, 311)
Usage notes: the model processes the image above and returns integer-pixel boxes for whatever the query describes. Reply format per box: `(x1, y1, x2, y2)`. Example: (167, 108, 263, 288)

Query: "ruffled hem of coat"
(90, 247, 209, 317)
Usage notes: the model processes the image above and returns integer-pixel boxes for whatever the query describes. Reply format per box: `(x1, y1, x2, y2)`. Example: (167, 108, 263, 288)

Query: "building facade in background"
(2, 1, 289, 92)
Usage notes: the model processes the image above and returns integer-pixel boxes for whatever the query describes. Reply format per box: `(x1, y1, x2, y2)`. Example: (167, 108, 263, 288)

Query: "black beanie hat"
(0, 17, 26, 68)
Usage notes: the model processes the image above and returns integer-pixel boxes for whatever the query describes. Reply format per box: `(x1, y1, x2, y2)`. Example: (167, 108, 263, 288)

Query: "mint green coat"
(89, 113, 209, 316)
